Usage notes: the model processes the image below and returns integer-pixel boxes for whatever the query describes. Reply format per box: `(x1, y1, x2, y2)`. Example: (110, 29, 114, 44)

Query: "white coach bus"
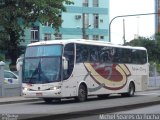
(22, 39, 149, 103)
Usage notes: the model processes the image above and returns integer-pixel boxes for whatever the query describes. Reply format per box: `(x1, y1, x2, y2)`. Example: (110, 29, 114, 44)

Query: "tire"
(127, 82, 135, 97)
(43, 98, 61, 103)
(121, 82, 135, 97)
(43, 98, 53, 103)
(75, 84, 87, 102)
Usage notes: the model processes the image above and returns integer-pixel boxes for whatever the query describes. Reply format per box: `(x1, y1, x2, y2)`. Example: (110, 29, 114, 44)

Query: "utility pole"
(82, 13, 86, 39)
(109, 12, 160, 42)
(123, 19, 126, 44)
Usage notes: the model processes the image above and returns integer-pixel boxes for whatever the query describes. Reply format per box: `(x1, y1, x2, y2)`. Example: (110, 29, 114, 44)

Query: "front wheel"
(75, 84, 87, 102)
(43, 98, 53, 103)
(43, 98, 61, 103)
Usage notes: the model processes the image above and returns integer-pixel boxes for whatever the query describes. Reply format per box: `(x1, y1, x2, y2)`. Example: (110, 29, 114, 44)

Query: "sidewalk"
(0, 87, 160, 120)
(0, 96, 41, 105)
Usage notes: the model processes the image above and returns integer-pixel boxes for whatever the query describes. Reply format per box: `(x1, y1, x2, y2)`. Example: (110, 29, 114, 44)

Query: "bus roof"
(28, 39, 146, 50)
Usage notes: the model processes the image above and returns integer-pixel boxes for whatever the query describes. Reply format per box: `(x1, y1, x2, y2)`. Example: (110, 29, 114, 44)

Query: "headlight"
(23, 87, 29, 91)
(50, 86, 61, 90)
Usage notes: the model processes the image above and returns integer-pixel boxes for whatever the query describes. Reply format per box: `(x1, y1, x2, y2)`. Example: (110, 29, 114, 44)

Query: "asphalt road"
(0, 90, 160, 120)
(65, 104, 160, 120)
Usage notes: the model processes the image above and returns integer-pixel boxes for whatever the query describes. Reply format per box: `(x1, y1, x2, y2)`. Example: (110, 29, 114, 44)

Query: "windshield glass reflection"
(23, 57, 61, 84)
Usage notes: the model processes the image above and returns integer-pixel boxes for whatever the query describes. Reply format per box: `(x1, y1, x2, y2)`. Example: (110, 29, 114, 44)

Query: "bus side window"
(99, 47, 112, 63)
(63, 43, 75, 80)
(133, 50, 147, 64)
(89, 46, 99, 62)
(76, 44, 89, 63)
(112, 48, 120, 63)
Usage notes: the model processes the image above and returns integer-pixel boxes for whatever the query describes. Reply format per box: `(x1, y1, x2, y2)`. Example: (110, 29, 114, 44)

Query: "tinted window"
(131, 49, 147, 64)
(4, 72, 17, 79)
(76, 44, 147, 64)
(23, 57, 61, 84)
(76, 44, 89, 62)
(113, 48, 147, 64)
(99, 46, 115, 63)
(63, 43, 75, 80)
(25, 45, 62, 57)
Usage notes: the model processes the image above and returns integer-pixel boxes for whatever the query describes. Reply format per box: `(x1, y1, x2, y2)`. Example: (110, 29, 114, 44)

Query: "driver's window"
(63, 43, 75, 80)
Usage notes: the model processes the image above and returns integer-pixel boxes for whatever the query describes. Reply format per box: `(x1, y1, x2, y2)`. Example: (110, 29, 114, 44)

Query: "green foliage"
(0, 0, 73, 65)
(0, 54, 5, 61)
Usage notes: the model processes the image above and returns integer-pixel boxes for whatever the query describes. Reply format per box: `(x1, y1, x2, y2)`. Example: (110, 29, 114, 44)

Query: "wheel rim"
(80, 89, 85, 98)
(129, 84, 135, 96)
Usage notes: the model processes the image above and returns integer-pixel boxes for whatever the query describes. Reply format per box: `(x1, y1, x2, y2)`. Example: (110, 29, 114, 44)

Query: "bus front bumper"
(23, 89, 62, 98)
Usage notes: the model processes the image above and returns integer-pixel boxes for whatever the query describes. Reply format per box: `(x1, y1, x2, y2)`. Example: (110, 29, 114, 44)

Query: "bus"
(22, 39, 149, 103)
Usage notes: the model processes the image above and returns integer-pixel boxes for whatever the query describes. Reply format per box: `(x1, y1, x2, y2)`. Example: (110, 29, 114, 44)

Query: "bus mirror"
(63, 57, 68, 70)
(16, 55, 24, 71)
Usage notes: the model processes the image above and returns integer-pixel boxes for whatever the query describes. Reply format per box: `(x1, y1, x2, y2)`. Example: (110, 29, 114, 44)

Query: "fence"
(149, 63, 160, 88)
(0, 61, 22, 97)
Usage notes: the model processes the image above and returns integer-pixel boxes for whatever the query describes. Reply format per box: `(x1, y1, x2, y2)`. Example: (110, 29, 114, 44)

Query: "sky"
(109, 0, 155, 44)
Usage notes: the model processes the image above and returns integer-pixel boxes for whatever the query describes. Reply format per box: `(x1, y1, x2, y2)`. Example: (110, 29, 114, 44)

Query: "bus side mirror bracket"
(63, 57, 68, 70)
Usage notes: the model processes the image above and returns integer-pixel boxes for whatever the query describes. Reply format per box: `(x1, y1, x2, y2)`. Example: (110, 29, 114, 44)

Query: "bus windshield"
(25, 45, 62, 57)
(23, 45, 62, 84)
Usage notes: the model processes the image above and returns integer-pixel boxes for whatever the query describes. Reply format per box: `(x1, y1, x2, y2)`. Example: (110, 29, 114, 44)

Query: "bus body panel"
(22, 39, 149, 99)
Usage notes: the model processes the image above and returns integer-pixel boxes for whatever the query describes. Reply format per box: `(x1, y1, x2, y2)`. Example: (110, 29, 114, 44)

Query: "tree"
(0, 0, 73, 66)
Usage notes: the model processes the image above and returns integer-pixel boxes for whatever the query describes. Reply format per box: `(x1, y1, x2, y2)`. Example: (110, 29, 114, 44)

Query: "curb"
(0, 98, 41, 105)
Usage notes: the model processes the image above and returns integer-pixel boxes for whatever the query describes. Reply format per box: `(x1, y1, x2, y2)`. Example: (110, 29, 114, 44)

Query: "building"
(23, 0, 109, 45)
(155, 0, 160, 33)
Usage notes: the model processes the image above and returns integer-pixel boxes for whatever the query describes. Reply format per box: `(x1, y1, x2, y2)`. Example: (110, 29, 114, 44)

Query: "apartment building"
(23, 0, 109, 45)
(155, 0, 160, 33)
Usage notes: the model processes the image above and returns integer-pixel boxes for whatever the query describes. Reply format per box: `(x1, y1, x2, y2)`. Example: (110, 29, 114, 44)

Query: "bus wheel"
(75, 84, 87, 102)
(43, 98, 53, 103)
(121, 82, 135, 97)
(127, 82, 135, 97)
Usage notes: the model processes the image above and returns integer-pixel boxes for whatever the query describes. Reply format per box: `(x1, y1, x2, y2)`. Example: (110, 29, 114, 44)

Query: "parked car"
(4, 70, 19, 84)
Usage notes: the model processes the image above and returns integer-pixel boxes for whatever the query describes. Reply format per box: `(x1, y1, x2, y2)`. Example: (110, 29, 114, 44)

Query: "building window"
(100, 19, 103, 23)
(55, 33, 62, 40)
(93, 35, 99, 40)
(31, 26, 39, 42)
(100, 36, 104, 39)
(83, 0, 88, 7)
(93, 0, 98, 7)
(44, 33, 51, 40)
(93, 14, 99, 28)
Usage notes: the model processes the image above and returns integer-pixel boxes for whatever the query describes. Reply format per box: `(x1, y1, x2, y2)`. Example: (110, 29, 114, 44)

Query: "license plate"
(36, 93, 42, 97)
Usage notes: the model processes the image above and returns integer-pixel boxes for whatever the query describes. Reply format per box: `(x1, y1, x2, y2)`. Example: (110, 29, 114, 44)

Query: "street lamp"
(123, 19, 126, 44)
(109, 12, 160, 42)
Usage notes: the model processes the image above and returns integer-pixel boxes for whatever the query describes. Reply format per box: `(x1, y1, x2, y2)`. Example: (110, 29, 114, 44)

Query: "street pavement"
(0, 86, 159, 105)
(0, 86, 160, 120)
